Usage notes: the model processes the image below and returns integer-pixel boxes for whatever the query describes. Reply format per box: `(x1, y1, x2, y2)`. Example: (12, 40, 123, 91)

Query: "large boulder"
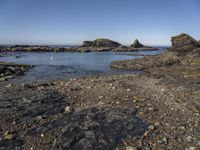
(131, 39, 144, 48)
(171, 33, 198, 48)
(82, 38, 121, 47)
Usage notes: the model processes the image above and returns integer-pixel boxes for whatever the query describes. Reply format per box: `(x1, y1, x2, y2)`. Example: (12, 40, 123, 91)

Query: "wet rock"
(54, 107, 148, 150)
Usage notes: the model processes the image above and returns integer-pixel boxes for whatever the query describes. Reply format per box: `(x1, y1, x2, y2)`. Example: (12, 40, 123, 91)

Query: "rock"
(6, 83, 12, 88)
(126, 146, 137, 150)
(149, 125, 155, 131)
(171, 33, 198, 48)
(3, 131, 13, 140)
(64, 106, 71, 113)
(0, 66, 5, 73)
(186, 136, 192, 142)
(131, 39, 144, 48)
(162, 137, 168, 144)
(54, 107, 148, 150)
(82, 38, 121, 47)
(154, 122, 160, 127)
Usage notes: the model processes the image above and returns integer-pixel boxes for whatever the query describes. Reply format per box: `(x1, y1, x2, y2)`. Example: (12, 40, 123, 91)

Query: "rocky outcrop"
(0, 62, 32, 81)
(171, 33, 199, 48)
(131, 39, 144, 48)
(82, 38, 121, 47)
(111, 33, 200, 72)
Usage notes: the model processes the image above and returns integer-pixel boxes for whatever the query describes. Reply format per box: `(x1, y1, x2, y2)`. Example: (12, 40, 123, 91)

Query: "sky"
(0, 0, 200, 46)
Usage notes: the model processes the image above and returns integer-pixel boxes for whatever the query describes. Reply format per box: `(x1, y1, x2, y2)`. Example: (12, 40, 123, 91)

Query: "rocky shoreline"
(0, 33, 200, 149)
(0, 62, 32, 81)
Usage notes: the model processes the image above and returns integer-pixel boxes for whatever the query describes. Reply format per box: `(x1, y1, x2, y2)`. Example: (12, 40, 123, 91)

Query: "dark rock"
(171, 33, 198, 48)
(54, 107, 148, 150)
(131, 39, 144, 48)
(0, 66, 5, 73)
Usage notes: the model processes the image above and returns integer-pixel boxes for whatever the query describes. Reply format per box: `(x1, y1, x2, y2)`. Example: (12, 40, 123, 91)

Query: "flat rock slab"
(54, 107, 148, 150)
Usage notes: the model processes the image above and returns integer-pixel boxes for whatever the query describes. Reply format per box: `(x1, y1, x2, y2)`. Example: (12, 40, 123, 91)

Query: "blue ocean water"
(0, 48, 166, 82)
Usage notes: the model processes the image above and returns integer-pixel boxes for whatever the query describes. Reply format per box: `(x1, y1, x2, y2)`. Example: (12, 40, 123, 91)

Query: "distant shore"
(0, 39, 159, 53)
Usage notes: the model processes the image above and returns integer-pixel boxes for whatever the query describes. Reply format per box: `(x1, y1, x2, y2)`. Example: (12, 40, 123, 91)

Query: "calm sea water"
(0, 48, 166, 82)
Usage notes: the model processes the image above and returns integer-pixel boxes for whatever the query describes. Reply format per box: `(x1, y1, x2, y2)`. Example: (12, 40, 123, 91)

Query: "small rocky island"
(113, 39, 159, 52)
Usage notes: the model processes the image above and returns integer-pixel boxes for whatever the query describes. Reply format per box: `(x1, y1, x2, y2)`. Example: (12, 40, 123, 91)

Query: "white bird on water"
(50, 57, 54, 60)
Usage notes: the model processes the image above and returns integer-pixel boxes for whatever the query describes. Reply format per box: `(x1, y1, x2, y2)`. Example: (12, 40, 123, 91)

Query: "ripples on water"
(0, 48, 166, 82)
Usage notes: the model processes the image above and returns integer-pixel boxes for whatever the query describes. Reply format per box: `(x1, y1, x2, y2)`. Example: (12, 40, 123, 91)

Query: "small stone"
(127, 88, 131, 92)
(112, 87, 116, 90)
(149, 125, 155, 131)
(161, 89, 165, 92)
(186, 136, 192, 142)
(116, 101, 120, 104)
(98, 101, 105, 105)
(132, 100, 137, 103)
(99, 96, 104, 99)
(188, 147, 197, 150)
(162, 137, 168, 144)
(36, 116, 43, 120)
(139, 112, 144, 116)
(4, 131, 13, 140)
(6, 83, 12, 88)
(149, 107, 154, 111)
(125, 146, 136, 150)
(64, 106, 71, 113)
(154, 122, 160, 127)
(41, 133, 44, 137)
(12, 121, 16, 125)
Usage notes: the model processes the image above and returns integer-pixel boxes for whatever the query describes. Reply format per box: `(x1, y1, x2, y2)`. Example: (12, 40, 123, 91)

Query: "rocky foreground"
(0, 33, 200, 149)
(0, 38, 158, 53)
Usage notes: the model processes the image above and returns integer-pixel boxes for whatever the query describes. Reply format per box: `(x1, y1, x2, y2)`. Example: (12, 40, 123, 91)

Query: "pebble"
(132, 100, 137, 103)
(3, 131, 13, 140)
(116, 101, 120, 104)
(6, 83, 12, 88)
(41, 133, 44, 137)
(125, 146, 136, 150)
(149, 125, 155, 131)
(139, 112, 144, 116)
(149, 107, 154, 111)
(154, 122, 160, 127)
(162, 137, 168, 144)
(99, 96, 104, 99)
(64, 106, 71, 113)
(188, 147, 197, 150)
(127, 89, 131, 92)
(98, 101, 105, 105)
(186, 136, 192, 142)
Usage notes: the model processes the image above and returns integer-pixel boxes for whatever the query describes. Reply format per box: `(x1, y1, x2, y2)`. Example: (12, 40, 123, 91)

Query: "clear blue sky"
(0, 0, 200, 46)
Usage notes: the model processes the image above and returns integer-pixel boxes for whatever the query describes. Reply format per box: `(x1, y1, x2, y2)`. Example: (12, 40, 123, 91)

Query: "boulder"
(131, 39, 144, 48)
(171, 33, 198, 48)
(82, 38, 121, 47)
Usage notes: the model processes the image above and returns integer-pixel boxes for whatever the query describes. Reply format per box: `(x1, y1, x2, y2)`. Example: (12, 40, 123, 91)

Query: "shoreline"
(0, 33, 200, 149)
